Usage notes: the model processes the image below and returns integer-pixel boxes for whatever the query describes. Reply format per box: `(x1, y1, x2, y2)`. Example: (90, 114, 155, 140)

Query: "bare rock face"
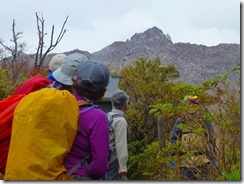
(130, 26, 173, 45)
(90, 27, 174, 70)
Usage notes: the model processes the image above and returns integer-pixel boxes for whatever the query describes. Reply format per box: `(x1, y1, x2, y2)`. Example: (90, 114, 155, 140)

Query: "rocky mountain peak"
(130, 26, 173, 45)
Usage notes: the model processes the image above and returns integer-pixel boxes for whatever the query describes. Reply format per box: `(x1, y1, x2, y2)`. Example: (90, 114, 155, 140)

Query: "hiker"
(4, 53, 87, 180)
(64, 60, 111, 180)
(168, 95, 217, 180)
(47, 53, 67, 81)
(0, 75, 52, 176)
(104, 90, 130, 180)
(48, 52, 88, 93)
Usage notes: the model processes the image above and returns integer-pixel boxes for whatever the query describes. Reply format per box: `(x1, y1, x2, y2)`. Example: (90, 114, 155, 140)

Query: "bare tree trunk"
(34, 12, 68, 73)
(157, 114, 167, 179)
(157, 114, 166, 150)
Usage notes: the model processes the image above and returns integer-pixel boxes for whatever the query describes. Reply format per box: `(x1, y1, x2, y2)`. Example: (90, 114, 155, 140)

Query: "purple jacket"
(64, 93, 109, 180)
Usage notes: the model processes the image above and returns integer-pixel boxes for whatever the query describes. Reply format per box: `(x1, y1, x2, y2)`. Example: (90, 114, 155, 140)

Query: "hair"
(111, 90, 129, 110)
(74, 84, 106, 102)
(60, 85, 74, 94)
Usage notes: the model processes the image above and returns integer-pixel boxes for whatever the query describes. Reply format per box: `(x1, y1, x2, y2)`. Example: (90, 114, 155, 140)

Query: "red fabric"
(0, 94, 26, 174)
(14, 75, 52, 95)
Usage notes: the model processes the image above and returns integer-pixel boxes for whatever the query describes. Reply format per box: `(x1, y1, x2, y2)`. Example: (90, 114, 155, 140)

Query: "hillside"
(65, 26, 240, 84)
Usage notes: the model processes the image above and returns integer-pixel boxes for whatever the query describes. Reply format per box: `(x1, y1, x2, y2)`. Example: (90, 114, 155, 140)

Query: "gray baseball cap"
(52, 53, 88, 85)
(77, 61, 110, 90)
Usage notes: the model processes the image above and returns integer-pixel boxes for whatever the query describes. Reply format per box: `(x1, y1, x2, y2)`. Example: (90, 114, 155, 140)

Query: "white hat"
(52, 53, 89, 85)
(48, 54, 67, 71)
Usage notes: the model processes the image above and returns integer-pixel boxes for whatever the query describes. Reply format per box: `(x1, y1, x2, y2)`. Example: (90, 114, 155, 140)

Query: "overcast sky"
(0, 0, 240, 54)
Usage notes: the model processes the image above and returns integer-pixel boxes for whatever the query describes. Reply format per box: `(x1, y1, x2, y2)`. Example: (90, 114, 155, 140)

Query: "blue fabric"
(180, 167, 197, 180)
(180, 163, 210, 180)
(104, 159, 121, 180)
(210, 161, 218, 168)
(169, 161, 176, 169)
(47, 72, 57, 82)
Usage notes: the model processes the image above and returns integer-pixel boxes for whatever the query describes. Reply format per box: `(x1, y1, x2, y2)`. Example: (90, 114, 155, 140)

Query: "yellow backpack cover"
(4, 88, 79, 180)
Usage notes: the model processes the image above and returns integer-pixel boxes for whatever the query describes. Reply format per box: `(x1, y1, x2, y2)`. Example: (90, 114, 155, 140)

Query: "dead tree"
(35, 12, 68, 73)
(0, 19, 26, 81)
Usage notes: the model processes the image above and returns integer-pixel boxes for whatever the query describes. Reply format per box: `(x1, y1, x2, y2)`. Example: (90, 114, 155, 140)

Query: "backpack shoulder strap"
(66, 154, 91, 177)
(66, 100, 97, 177)
(77, 100, 91, 107)
(111, 113, 124, 119)
(107, 113, 125, 133)
(77, 100, 98, 132)
(107, 113, 124, 125)
(78, 100, 99, 113)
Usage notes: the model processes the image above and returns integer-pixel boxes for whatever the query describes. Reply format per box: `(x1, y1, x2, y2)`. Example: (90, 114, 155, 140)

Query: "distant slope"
(66, 26, 240, 84)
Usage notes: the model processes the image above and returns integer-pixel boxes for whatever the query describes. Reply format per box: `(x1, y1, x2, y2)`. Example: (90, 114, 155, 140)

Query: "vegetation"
(119, 57, 179, 143)
(118, 58, 240, 180)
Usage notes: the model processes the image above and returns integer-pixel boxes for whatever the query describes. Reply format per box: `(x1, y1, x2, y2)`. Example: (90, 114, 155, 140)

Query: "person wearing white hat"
(47, 54, 67, 81)
(48, 53, 88, 93)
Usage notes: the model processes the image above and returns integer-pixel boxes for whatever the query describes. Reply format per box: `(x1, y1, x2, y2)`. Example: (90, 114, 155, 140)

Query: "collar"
(111, 108, 126, 117)
(73, 93, 91, 103)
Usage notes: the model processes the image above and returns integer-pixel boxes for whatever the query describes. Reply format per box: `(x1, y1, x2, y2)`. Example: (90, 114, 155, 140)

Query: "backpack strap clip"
(66, 155, 91, 176)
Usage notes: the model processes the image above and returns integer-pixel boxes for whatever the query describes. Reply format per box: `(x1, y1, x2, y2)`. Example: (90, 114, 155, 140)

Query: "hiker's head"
(74, 60, 110, 102)
(111, 90, 130, 111)
(52, 53, 88, 86)
(183, 95, 200, 114)
(48, 54, 67, 72)
(183, 95, 199, 104)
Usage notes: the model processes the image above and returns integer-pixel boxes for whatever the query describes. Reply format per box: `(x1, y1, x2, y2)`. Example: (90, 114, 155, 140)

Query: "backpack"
(0, 76, 52, 176)
(4, 88, 79, 180)
(107, 113, 124, 156)
(178, 118, 211, 167)
(14, 75, 52, 95)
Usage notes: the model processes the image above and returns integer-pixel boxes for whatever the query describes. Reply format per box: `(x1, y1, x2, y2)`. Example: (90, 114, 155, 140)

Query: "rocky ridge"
(66, 26, 240, 84)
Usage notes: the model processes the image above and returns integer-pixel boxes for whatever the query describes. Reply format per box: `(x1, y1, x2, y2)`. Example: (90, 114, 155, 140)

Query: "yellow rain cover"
(4, 88, 79, 180)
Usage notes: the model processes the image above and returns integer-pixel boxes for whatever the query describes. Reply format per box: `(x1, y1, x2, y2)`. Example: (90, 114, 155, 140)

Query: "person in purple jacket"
(64, 60, 110, 180)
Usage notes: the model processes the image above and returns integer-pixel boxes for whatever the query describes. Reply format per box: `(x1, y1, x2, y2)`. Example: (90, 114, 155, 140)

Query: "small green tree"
(119, 57, 179, 179)
(202, 63, 240, 180)
(149, 62, 240, 180)
(120, 57, 179, 143)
